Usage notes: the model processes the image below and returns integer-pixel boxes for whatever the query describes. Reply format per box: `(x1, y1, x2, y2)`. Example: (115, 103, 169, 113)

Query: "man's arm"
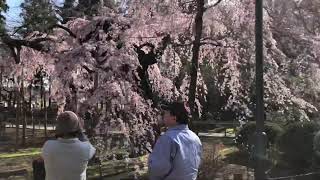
(148, 135, 176, 179)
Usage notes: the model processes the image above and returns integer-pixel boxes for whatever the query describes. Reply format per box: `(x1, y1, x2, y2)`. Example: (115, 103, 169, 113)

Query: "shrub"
(235, 121, 284, 152)
(277, 121, 320, 169)
(198, 142, 225, 180)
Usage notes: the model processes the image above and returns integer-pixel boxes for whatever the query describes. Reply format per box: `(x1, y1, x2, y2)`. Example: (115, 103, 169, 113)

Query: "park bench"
(193, 120, 240, 136)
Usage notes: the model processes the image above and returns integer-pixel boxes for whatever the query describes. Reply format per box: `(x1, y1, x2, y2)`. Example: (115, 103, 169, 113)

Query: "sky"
(4, 0, 24, 29)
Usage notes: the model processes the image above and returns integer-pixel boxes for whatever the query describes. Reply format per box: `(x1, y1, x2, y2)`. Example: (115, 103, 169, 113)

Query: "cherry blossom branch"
(1, 35, 52, 63)
(264, 5, 275, 19)
(180, 0, 196, 5)
(10, 24, 77, 38)
(187, 14, 195, 32)
(128, 36, 161, 39)
(82, 65, 95, 74)
(51, 24, 77, 38)
(172, 37, 227, 47)
(200, 41, 222, 46)
(2, 36, 51, 51)
(292, 2, 316, 35)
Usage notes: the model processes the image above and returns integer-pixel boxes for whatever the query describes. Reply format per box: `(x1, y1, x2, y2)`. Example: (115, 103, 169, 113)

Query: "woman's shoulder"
(43, 139, 60, 148)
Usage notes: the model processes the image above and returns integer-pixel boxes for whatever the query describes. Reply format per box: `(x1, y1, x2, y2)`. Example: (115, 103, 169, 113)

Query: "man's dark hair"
(161, 102, 191, 124)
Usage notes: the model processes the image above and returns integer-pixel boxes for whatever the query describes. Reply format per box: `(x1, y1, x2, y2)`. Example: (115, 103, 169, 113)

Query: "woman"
(41, 111, 96, 180)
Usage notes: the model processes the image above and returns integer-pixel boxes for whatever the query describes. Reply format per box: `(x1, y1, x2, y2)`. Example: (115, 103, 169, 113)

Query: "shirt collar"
(168, 124, 189, 131)
(58, 138, 80, 143)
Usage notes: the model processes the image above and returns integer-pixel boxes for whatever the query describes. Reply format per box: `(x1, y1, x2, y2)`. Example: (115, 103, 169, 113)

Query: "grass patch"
(0, 148, 41, 159)
(220, 147, 238, 158)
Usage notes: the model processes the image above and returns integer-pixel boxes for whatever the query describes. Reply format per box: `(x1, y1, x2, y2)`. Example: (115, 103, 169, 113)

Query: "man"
(148, 102, 202, 180)
(41, 111, 96, 180)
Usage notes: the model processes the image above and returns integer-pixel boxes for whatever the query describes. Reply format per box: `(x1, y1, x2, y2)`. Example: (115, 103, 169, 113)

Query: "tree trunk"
(15, 90, 20, 151)
(41, 76, 47, 138)
(100, 102, 104, 111)
(9, 91, 13, 127)
(40, 76, 43, 110)
(94, 72, 99, 109)
(30, 83, 35, 139)
(29, 83, 32, 109)
(8, 91, 12, 108)
(13, 88, 16, 108)
(38, 92, 41, 129)
(44, 93, 47, 138)
(21, 73, 26, 146)
(94, 72, 99, 90)
(22, 102, 27, 146)
(73, 90, 78, 113)
(32, 110, 35, 139)
(0, 66, 3, 102)
(48, 77, 51, 108)
(188, 0, 205, 128)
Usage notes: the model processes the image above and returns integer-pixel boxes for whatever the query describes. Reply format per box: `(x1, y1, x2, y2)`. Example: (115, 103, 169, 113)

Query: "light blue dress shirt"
(148, 124, 202, 180)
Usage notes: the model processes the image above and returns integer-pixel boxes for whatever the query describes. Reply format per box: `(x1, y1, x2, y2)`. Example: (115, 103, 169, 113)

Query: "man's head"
(161, 102, 191, 127)
(55, 111, 82, 138)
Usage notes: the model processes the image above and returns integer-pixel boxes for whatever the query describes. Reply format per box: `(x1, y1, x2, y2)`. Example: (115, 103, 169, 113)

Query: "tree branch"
(10, 24, 28, 37)
(180, 0, 196, 5)
(1, 35, 52, 63)
(292, 2, 316, 35)
(200, 41, 221, 46)
(82, 65, 95, 74)
(204, 0, 223, 11)
(2, 36, 51, 51)
(51, 24, 77, 38)
(10, 23, 76, 39)
(172, 37, 226, 47)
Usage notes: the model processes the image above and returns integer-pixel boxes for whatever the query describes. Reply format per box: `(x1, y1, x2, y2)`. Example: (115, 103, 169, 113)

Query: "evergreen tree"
(60, 0, 119, 23)
(18, 0, 59, 36)
(60, 0, 100, 23)
(0, 0, 8, 35)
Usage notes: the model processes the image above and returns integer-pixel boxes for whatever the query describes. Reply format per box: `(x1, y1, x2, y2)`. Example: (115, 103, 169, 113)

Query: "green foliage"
(235, 121, 284, 152)
(60, 0, 101, 23)
(18, 0, 59, 35)
(60, 0, 120, 23)
(277, 121, 320, 168)
(0, 0, 8, 21)
(0, 0, 8, 34)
